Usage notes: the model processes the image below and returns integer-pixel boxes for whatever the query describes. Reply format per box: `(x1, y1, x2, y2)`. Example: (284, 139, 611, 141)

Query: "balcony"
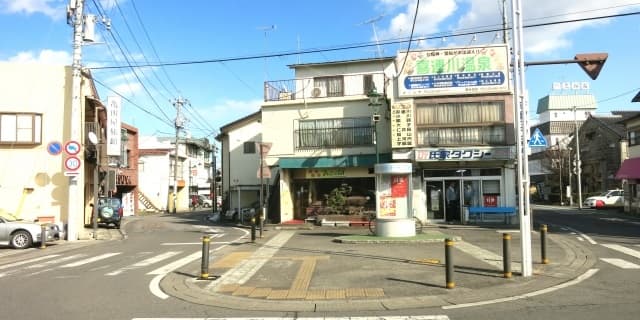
(294, 126, 374, 150)
(264, 72, 385, 102)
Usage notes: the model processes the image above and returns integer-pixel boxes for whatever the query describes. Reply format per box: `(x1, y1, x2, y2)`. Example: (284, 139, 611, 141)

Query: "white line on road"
(600, 258, 640, 269)
(564, 226, 597, 245)
(59, 252, 121, 268)
(132, 316, 450, 320)
(602, 244, 640, 259)
(107, 251, 182, 276)
(148, 227, 249, 300)
(442, 268, 599, 309)
(0, 254, 60, 271)
(455, 240, 521, 273)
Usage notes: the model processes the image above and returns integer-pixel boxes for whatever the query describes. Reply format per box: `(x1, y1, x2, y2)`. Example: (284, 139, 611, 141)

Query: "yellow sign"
(391, 102, 415, 148)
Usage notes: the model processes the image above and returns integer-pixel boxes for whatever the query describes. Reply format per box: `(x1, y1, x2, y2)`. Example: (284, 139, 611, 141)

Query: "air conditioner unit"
(311, 87, 326, 98)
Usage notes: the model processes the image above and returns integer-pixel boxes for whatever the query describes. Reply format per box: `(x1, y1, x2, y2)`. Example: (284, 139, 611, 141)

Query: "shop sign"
(305, 168, 345, 179)
(414, 147, 514, 161)
(379, 196, 397, 217)
(391, 102, 415, 148)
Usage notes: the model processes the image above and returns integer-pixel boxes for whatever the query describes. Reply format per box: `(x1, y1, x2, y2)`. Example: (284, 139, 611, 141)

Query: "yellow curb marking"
(365, 288, 385, 297)
(216, 284, 239, 293)
(346, 288, 366, 298)
(305, 289, 326, 300)
(286, 289, 307, 299)
(326, 289, 346, 299)
(416, 258, 442, 265)
(231, 286, 255, 296)
(248, 287, 271, 298)
(266, 289, 289, 300)
(212, 251, 252, 268)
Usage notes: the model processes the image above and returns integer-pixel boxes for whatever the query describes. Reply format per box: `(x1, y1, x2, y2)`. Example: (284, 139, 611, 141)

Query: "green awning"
(278, 154, 392, 168)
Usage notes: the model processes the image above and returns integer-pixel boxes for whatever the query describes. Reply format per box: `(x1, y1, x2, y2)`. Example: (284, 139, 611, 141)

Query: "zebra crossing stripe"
(0, 254, 60, 271)
(106, 251, 181, 276)
(602, 244, 640, 259)
(132, 316, 451, 320)
(25, 254, 86, 270)
(60, 252, 121, 268)
(600, 258, 640, 269)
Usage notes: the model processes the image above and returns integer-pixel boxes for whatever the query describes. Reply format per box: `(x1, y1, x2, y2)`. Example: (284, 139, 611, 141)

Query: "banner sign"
(414, 147, 515, 161)
(106, 96, 122, 156)
(396, 44, 510, 97)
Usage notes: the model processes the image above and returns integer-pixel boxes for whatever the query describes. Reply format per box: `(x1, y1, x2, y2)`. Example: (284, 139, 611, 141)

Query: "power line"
(89, 10, 640, 70)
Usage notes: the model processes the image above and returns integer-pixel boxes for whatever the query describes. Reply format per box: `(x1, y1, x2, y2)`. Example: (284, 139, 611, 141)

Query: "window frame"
(0, 112, 43, 145)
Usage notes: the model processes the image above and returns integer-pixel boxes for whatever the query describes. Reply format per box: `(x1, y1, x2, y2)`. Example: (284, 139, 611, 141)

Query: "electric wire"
(397, 0, 420, 79)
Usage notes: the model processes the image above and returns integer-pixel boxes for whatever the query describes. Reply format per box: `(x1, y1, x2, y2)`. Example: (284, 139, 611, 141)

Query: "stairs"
(138, 191, 161, 212)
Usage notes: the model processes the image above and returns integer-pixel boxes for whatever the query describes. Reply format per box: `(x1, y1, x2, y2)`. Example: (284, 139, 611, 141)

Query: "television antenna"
(358, 15, 384, 58)
(257, 25, 276, 81)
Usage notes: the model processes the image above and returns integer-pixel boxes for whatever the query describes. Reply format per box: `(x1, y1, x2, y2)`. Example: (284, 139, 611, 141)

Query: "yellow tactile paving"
(266, 289, 290, 300)
(216, 284, 240, 293)
(211, 252, 252, 268)
(325, 289, 346, 299)
(248, 287, 272, 298)
(345, 288, 366, 298)
(290, 258, 316, 291)
(365, 288, 385, 297)
(305, 289, 326, 300)
(286, 289, 307, 299)
(231, 286, 255, 296)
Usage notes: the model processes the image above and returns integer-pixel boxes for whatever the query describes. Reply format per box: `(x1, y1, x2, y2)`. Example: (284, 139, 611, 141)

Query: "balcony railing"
(264, 72, 385, 102)
(294, 126, 375, 150)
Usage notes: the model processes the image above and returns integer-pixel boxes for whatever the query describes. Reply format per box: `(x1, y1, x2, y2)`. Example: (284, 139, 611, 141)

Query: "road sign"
(47, 141, 62, 155)
(64, 140, 81, 155)
(64, 156, 81, 171)
(529, 128, 547, 147)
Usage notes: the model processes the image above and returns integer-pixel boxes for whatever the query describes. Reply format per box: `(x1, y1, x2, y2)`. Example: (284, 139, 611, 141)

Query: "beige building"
(0, 62, 104, 239)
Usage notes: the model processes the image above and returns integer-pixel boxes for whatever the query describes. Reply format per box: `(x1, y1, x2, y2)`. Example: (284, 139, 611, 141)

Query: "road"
(1, 207, 639, 320)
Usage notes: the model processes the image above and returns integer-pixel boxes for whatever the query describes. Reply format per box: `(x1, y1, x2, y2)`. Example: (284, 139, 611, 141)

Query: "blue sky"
(1, 0, 639, 139)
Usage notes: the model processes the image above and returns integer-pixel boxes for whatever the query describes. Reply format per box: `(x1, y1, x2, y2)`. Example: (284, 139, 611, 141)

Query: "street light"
(367, 86, 382, 164)
(573, 106, 583, 209)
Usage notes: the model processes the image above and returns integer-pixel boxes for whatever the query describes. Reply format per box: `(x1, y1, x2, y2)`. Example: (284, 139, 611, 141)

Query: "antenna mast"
(359, 15, 384, 58)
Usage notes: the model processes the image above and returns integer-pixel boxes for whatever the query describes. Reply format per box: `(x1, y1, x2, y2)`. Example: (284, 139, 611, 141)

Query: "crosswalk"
(600, 243, 640, 270)
(0, 233, 228, 280)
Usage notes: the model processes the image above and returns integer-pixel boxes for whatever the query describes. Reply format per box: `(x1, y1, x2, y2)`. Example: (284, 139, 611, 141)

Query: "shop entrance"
(425, 180, 463, 222)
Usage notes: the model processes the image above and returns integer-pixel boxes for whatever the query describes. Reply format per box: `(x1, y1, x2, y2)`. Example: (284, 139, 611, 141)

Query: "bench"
(468, 206, 516, 224)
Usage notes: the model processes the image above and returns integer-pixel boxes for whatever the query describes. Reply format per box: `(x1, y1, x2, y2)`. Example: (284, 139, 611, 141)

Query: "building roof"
(288, 56, 395, 69)
(612, 110, 640, 124)
(536, 94, 597, 114)
(216, 110, 261, 141)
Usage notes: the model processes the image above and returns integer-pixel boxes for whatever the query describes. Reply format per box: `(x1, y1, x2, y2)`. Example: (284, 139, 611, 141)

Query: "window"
(243, 141, 256, 154)
(0, 113, 42, 145)
(363, 74, 375, 94)
(314, 76, 344, 97)
(295, 117, 373, 149)
(629, 129, 640, 146)
(415, 101, 506, 146)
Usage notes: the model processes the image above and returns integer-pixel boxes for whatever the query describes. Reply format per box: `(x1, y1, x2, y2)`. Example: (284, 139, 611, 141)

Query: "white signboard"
(396, 44, 510, 97)
(106, 96, 122, 156)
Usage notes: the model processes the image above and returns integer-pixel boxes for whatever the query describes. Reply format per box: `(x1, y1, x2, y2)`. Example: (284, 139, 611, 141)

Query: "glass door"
(444, 180, 461, 222)
(426, 181, 445, 221)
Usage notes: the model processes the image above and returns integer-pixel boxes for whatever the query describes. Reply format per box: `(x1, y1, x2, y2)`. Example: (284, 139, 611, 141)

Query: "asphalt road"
(1, 207, 639, 320)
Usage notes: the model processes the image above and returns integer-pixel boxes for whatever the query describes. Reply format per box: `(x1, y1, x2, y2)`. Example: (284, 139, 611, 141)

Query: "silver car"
(0, 214, 61, 249)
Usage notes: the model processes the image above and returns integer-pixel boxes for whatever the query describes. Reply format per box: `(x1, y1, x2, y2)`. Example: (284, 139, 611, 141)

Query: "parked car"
(583, 189, 624, 209)
(97, 197, 123, 228)
(198, 195, 213, 208)
(0, 213, 61, 249)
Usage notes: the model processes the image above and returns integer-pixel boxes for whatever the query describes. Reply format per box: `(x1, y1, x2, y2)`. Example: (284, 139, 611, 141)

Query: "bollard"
(445, 238, 455, 289)
(257, 209, 263, 238)
(40, 224, 47, 249)
(250, 216, 256, 243)
(541, 224, 549, 264)
(503, 233, 512, 278)
(200, 235, 210, 279)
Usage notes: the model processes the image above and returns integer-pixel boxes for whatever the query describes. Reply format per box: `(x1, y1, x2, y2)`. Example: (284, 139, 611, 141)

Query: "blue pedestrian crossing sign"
(529, 128, 547, 147)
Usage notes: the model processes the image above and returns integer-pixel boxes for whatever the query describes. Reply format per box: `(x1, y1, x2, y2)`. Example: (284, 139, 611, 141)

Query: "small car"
(0, 213, 61, 249)
(198, 195, 213, 208)
(97, 197, 123, 228)
(583, 189, 624, 209)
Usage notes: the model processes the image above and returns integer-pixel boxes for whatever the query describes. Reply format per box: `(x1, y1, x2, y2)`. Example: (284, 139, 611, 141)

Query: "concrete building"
(616, 112, 640, 214)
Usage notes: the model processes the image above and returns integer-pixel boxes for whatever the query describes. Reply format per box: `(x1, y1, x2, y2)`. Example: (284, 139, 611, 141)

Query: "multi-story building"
(616, 112, 640, 214)
(256, 44, 518, 224)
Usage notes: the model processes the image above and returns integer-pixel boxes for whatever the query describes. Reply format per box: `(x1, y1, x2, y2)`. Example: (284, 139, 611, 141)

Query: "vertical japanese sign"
(391, 102, 414, 148)
(106, 96, 122, 156)
(391, 175, 408, 197)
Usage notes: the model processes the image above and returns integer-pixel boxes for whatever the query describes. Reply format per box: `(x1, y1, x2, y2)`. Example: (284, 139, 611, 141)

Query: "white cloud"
(0, 0, 64, 20)
(5, 49, 71, 64)
(375, 0, 640, 55)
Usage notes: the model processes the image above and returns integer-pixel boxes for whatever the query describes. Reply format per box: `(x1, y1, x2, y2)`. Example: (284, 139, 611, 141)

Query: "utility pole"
(172, 97, 186, 213)
(574, 105, 583, 209)
(211, 143, 217, 213)
(66, 0, 85, 241)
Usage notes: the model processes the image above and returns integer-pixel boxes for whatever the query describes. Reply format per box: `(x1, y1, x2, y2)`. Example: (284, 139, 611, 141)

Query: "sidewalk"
(160, 222, 596, 312)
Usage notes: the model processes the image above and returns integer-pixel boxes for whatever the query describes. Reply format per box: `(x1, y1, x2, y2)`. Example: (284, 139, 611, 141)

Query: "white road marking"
(206, 230, 296, 291)
(59, 252, 121, 268)
(107, 251, 182, 276)
(602, 244, 640, 259)
(148, 227, 249, 300)
(25, 254, 86, 270)
(564, 226, 597, 244)
(443, 268, 599, 309)
(454, 240, 521, 273)
(600, 258, 640, 269)
(0, 254, 60, 271)
(577, 237, 584, 242)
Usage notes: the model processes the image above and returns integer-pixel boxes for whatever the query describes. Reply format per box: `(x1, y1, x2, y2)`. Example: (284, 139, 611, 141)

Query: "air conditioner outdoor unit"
(311, 87, 326, 98)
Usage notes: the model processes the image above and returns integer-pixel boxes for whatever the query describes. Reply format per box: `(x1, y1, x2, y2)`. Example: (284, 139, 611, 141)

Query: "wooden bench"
(468, 206, 516, 224)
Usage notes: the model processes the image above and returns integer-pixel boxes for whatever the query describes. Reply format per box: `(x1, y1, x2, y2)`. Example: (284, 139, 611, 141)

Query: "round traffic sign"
(64, 140, 81, 155)
(64, 156, 81, 171)
(47, 141, 62, 155)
